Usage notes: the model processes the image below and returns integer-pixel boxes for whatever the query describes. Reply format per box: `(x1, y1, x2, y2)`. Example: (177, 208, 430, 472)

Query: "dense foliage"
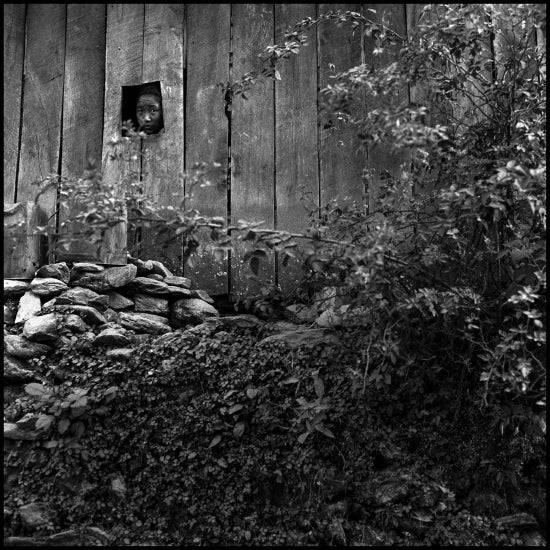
(4, 324, 543, 545)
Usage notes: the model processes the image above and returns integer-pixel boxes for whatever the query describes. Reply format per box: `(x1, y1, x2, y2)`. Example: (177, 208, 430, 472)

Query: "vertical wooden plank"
(318, 3, 366, 209)
(101, 4, 145, 264)
(185, 4, 230, 294)
(58, 4, 106, 262)
(140, 4, 186, 274)
(275, 4, 319, 296)
(17, 4, 66, 218)
(364, 4, 408, 212)
(231, 4, 275, 299)
(3, 4, 26, 204)
(4, 202, 48, 278)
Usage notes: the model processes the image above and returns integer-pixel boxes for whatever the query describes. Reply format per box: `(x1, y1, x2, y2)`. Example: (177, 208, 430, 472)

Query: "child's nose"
(144, 113, 152, 121)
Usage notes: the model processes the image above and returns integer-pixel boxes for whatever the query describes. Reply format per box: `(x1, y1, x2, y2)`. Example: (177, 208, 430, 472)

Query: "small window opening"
(121, 81, 164, 136)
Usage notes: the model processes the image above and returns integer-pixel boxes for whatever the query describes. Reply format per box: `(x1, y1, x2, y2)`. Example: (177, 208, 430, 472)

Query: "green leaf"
(35, 414, 54, 431)
(246, 388, 258, 399)
(208, 435, 222, 449)
(313, 375, 325, 399)
(43, 440, 58, 449)
(314, 424, 335, 438)
(24, 383, 48, 398)
(223, 390, 239, 400)
(228, 404, 244, 415)
(297, 431, 310, 444)
(233, 421, 245, 438)
(57, 418, 70, 435)
(72, 420, 85, 439)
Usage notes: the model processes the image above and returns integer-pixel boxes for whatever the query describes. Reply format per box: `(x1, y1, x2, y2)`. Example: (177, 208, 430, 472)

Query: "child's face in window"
(136, 94, 163, 134)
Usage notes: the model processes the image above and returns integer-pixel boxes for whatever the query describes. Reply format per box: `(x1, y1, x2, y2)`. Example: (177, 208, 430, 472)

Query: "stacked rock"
(3, 258, 219, 374)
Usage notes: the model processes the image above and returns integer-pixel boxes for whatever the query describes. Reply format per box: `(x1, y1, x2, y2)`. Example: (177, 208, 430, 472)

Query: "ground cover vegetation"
(5, 3, 546, 545)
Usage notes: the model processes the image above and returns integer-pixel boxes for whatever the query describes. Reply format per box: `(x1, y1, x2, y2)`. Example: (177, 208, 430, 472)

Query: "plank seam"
(272, 3, 278, 288)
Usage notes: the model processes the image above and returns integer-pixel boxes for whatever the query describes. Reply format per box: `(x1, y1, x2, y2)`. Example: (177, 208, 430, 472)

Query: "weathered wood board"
(318, 3, 366, 209)
(16, 4, 66, 228)
(275, 4, 319, 296)
(140, 4, 186, 275)
(58, 4, 106, 262)
(231, 4, 276, 300)
(3, 4, 26, 204)
(185, 3, 231, 294)
(4, 202, 48, 278)
(101, 4, 145, 264)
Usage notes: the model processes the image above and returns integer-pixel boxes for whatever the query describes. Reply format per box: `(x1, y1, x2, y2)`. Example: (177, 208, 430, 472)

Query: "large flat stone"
(4, 355, 37, 383)
(150, 260, 172, 277)
(164, 275, 191, 289)
(119, 311, 172, 335)
(74, 272, 111, 292)
(15, 291, 42, 324)
(134, 294, 169, 315)
(55, 287, 100, 306)
(35, 262, 70, 284)
(127, 276, 169, 294)
(105, 290, 134, 310)
(71, 262, 104, 272)
(4, 335, 54, 359)
(23, 313, 59, 343)
(103, 264, 137, 288)
(93, 327, 131, 347)
(171, 298, 219, 327)
(4, 422, 43, 441)
(51, 305, 106, 325)
(29, 277, 68, 297)
(4, 280, 31, 298)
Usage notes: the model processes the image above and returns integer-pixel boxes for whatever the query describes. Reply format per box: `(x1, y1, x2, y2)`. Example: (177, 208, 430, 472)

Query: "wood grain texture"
(58, 4, 106, 262)
(275, 4, 319, 296)
(3, 4, 26, 204)
(231, 4, 276, 300)
(365, 4, 408, 213)
(17, 4, 65, 219)
(140, 4, 186, 274)
(184, 4, 231, 294)
(101, 4, 145, 264)
(4, 202, 48, 278)
(318, 3, 366, 209)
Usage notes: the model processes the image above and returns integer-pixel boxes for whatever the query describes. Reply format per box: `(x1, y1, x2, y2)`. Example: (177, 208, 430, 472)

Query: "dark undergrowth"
(4, 321, 546, 546)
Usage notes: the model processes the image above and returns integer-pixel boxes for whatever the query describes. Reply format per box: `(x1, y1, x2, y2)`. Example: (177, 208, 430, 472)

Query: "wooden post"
(101, 4, 145, 265)
(4, 202, 48, 279)
(3, 4, 25, 205)
(231, 4, 276, 300)
(275, 4, 319, 297)
(57, 4, 106, 262)
(185, 3, 231, 294)
(16, 4, 66, 254)
(140, 4, 186, 275)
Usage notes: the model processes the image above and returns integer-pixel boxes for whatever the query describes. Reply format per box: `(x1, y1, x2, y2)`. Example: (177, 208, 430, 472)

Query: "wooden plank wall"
(8, 4, 532, 298)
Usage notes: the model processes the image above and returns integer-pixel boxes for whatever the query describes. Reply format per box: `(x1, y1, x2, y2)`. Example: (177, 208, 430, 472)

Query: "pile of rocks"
(4, 257, 220, 373)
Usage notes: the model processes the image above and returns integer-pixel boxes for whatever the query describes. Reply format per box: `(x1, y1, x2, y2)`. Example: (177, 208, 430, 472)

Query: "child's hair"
(137, 84, 162, 101)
